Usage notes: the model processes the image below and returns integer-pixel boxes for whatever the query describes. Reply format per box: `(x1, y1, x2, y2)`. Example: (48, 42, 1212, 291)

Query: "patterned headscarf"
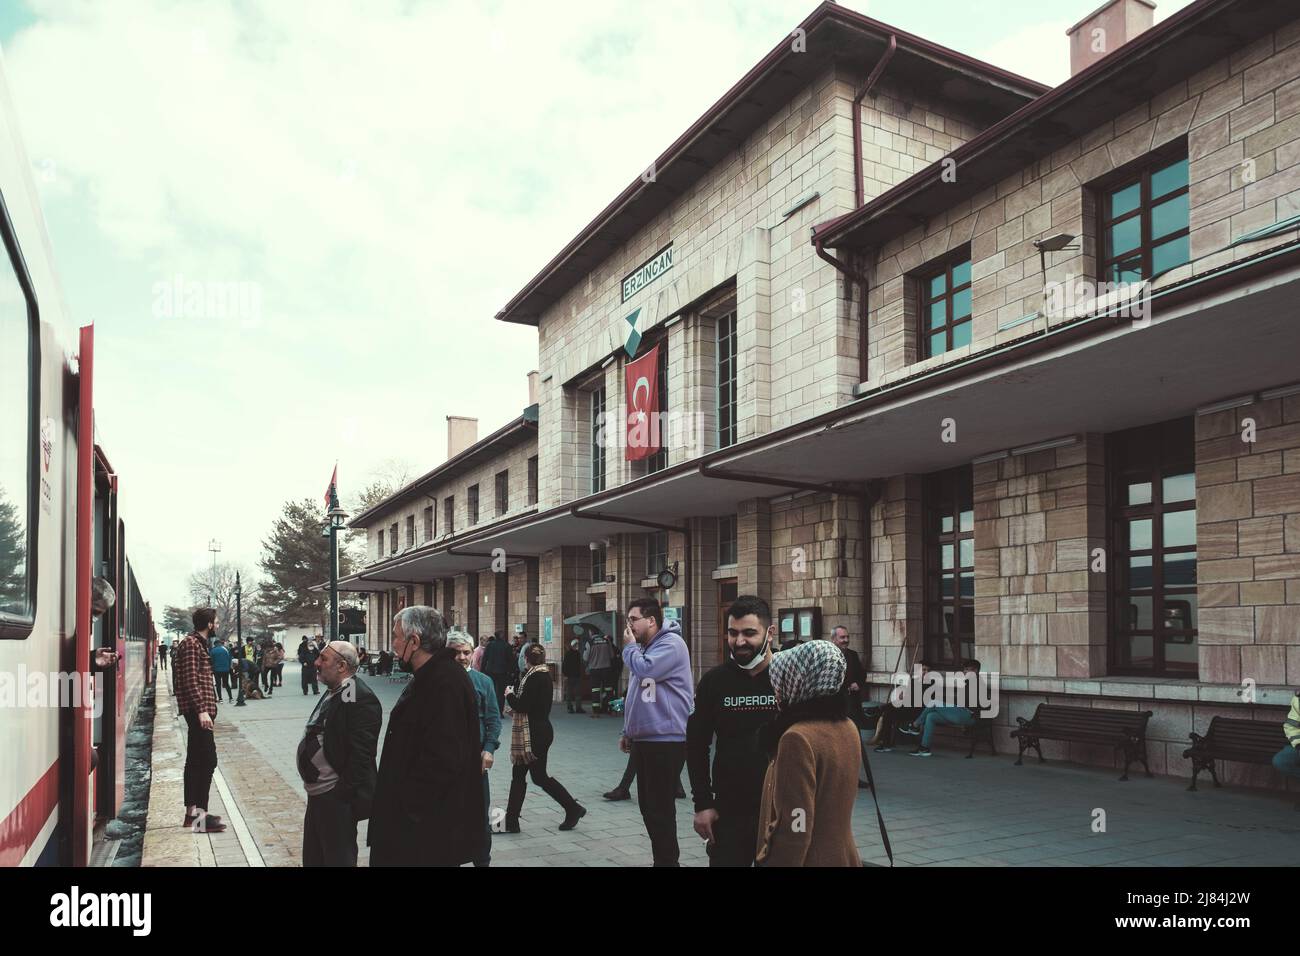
(768, 640, 846, 709)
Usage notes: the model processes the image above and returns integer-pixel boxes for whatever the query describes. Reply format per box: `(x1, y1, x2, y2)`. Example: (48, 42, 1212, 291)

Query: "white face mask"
(733, 634, 771, 671)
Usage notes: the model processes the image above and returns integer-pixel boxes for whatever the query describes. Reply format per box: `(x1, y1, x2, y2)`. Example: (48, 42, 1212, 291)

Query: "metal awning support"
(570, 504, 693, 645)
(698, 463, 884, 665)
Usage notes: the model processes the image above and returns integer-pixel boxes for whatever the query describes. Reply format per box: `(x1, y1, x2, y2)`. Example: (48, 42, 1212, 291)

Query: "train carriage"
(0, 55, 156, 867)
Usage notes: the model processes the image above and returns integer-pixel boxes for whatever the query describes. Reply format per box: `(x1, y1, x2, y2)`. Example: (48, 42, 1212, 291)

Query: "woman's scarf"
(510, 663, 549, 765)
(768, 640, 846, 708)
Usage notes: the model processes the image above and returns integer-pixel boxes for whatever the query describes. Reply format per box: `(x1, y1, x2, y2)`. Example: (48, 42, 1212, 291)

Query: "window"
(444, 496, 455, 535)
(405, 514, 415, 549)
(591, 384, 607, 493)
(1109, 418, 1197, 677)
(376, 528, 384, 558)
(0, 218, 36, 637)
(646, 530, 668, 577)
(423, 505, 434, 541)
(388, 523, 398, 555)
(495, 470, 509, 516)
(717, 310, 738, 449)
(647, 343, 669, 474)
(718, 514, 738, 567)
(527, 456, 538, 505)
(923, 467, 974, 668)
(920, 249, 972, 359)
(591, 543, 607, 585)
(468, 484, 479, 525)
(1100, 151, 1189, 283)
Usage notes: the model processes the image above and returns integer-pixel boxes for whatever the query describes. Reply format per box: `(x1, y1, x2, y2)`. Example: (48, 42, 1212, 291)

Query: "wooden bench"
(864, 704, 996, 757)
(1011, 704, 1152, 781)
(1183, 716, 1289, 792)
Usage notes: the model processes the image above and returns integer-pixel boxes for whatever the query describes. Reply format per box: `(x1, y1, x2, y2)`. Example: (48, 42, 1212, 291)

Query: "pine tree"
(258, 498, 355, 624)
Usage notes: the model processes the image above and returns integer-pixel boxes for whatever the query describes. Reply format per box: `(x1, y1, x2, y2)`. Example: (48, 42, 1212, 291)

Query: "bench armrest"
(1015, 716, 1032, 729)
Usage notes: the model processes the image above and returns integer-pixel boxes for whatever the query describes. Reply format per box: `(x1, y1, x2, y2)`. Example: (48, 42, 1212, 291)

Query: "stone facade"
(867, 19, 1300, 387)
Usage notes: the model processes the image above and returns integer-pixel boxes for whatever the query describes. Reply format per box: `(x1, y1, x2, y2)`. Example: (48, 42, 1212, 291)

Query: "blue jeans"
(919, 707, 975, 748)
(1272, 745, 1300, 781)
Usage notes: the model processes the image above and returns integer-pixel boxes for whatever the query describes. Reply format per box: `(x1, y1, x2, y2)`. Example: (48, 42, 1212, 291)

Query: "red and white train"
(0, 64, 157, 866)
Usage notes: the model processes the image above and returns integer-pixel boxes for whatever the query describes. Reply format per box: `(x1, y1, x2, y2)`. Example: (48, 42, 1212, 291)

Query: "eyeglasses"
(627, 614, 644, 623)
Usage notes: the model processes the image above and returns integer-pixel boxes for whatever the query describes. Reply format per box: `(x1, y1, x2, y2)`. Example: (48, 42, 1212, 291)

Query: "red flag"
(625, 345, 660, 461)
(324, 463, 337, 507)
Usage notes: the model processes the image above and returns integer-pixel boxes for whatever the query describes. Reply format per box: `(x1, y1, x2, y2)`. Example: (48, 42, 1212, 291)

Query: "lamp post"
(327, 494, 349, 644)
(208, 537, 221, 604)
(234, 572, 242, 646)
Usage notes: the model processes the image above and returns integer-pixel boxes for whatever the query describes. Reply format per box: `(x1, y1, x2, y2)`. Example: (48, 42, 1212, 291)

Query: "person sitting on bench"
(873, 662, 929, 753)
(899, 660, 982, 757)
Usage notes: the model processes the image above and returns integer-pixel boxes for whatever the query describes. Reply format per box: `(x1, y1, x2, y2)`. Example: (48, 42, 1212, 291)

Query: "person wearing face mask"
(686, 594, 779, 867)
(368, 606, 485, 867)
(296, 641, 382, 867)
(447, 631, 501, 868)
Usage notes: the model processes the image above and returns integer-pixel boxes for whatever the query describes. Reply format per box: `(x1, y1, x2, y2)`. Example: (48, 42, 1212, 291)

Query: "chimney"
(446, 416, 478, 459)
(1067, 0, 1155, 77)
(527, 370, 539, 406)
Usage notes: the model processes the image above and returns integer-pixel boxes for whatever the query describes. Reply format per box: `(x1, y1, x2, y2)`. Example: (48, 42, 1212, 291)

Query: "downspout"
(853, 34, 896, 208)
(816, 238, 872, 386)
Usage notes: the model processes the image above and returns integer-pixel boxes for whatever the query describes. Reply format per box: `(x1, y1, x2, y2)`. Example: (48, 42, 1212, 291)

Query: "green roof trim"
(1232, 214, 1300, 247)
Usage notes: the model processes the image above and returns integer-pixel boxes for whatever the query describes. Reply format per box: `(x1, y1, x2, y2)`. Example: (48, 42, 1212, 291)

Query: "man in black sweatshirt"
(686, 594, 779, 867)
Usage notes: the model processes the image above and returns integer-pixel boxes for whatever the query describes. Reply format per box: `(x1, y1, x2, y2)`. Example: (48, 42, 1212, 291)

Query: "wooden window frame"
(1107, 418, 1197, 678)
(918, 246, 973, 360)
(922, 466, 975, 669)
(1097, 143, 1190, 284)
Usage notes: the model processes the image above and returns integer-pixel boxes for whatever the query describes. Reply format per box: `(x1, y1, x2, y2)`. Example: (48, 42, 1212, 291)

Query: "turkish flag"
(625, 345, 660, 461)
(324, 463, 337, 508)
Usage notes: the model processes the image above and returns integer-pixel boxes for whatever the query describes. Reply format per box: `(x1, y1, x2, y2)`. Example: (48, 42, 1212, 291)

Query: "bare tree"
(187, 561, 256, 642)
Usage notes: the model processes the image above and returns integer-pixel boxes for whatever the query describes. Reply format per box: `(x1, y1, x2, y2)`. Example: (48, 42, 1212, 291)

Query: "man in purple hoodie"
(619, 597, 693, 866)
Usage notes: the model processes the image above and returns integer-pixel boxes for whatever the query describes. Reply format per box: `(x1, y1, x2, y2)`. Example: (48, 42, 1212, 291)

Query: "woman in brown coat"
(755, 640, 862, 867)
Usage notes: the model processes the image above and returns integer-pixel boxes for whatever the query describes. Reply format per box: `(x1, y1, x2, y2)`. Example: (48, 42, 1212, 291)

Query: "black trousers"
(213, 672, 231, 700)
(303, 790, 358, 867)
(274, 663, 284, 686)
(489, 673, 509, 714)
(632, 740, 686, 866)
(617, 740, 685, 795)
(505, 726, 577, 819)
(707, 809, 760, 868)
(182, 711, 218, 811)
(302, 667, 318, 694)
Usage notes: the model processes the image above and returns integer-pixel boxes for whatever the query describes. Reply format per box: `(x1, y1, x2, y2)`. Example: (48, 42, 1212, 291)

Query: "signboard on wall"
(543, 616, 553, 644)
(621, 243, 674, 302)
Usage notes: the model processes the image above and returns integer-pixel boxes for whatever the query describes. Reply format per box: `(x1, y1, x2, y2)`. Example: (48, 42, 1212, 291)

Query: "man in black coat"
(831, 625, 868, 727)
(481, 630, 514, 714)
(296, 640, 382, 867)
(299, 636, 320, 695)
(368, 606, 486, 867)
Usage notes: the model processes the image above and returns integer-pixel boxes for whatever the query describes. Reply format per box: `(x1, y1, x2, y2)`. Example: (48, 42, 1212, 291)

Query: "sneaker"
(603, 788, 631, 801)
(873, 745, 893, 753)
(909, 747, 932, 757)
(898, 724, 920, 736)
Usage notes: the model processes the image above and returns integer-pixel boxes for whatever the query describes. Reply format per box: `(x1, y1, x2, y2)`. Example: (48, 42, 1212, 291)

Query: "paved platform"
(141, 662, 1300, 867)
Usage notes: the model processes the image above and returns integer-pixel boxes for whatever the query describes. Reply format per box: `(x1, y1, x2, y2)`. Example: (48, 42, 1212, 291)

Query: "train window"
(0, 198, 37, 638)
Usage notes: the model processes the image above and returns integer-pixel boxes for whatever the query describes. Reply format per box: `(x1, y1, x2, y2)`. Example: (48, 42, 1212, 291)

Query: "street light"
(234, 572, 242, 647)
(327, 495, 349, 644)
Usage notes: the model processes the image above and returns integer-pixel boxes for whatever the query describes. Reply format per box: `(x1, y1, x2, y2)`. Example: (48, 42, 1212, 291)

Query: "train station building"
(341, 0, 1300, 787)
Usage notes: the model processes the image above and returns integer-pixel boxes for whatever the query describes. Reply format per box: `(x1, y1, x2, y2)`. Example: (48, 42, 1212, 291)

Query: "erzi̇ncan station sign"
(621, 243, 674, 302)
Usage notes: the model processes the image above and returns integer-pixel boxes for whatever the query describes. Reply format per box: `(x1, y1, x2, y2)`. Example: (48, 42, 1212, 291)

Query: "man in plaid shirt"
(174, 608, 227, 833)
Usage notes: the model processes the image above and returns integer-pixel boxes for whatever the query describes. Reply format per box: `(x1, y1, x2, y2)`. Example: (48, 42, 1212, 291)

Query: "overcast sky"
(0, 0, 1195, 613)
